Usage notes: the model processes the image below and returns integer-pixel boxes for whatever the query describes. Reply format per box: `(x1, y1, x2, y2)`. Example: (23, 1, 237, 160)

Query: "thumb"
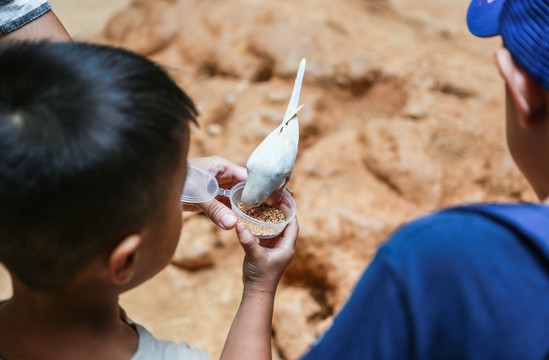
(235, 224, 261, 259)
(197, 199, 238, 230)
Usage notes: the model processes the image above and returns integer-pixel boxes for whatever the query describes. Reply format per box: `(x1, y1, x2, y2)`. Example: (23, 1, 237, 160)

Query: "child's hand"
(236, 218, 298, 293)
(183, 156, 247, 230)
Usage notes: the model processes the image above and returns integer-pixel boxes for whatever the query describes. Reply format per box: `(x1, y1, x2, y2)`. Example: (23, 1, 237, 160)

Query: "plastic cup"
(228, 182, 297, 239)
(181, 165, 296, 239)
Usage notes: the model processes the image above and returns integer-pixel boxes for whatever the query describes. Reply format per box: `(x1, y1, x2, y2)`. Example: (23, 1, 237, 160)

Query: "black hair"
(0, 41, 198, 291)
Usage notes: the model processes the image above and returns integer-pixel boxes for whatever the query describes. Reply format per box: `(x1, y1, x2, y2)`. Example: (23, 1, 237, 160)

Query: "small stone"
(207, 123, 223, 136)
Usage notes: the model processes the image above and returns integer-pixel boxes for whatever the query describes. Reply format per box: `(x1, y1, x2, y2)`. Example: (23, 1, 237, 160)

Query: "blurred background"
(0, 0, 534, 359)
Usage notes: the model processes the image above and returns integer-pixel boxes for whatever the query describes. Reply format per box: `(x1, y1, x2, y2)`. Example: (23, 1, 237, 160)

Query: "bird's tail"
(283, 58, 306, 123)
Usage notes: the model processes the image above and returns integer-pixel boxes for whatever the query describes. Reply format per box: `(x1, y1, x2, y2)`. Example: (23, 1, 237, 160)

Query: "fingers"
(277, 218, 299, 253)
(236, 224, 262, 259)
(242, 218, 298, 256)
(197, 199, 238, 230)
(217, 159, 247, 186)
(184, 156, 247, 229)
(189, 156, 247, 186)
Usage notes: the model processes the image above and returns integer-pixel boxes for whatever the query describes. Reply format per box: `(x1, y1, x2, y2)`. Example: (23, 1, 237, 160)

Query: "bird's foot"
(285, 187, 294, 197)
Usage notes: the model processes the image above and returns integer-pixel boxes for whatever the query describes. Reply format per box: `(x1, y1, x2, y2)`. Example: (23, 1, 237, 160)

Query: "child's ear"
(495, 47, 547, 128)
(108, 235, 142, 286)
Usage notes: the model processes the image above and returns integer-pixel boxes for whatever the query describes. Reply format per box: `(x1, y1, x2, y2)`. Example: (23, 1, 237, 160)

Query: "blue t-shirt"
(301, 203, 549, 360)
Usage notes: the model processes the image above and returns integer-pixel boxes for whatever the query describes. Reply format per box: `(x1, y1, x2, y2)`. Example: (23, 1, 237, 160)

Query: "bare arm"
(220, 219, 298, 360)
(0, 10, 70, 43)
(221, 288, 275, 360)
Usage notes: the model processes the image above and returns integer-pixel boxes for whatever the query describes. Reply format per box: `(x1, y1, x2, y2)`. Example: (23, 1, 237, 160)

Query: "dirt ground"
(0, 0, 536, 359)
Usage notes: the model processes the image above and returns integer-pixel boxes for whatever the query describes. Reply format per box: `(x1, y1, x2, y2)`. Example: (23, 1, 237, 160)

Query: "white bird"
(241, 58, 306, 207)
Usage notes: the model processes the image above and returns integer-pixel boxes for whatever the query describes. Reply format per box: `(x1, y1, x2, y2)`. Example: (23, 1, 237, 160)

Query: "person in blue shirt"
(300, 1, 549, 359)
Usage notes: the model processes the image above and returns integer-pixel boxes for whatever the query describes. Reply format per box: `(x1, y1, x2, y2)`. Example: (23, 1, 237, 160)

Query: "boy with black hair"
(0, 40, 298, 360)
(300, 0, 549, 358)
(0, 1, 272, 233)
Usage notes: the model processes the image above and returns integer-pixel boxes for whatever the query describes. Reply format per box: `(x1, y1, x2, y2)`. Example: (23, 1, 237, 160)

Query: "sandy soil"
(48, 0, 132, 39)
(0, 1, 534, 359)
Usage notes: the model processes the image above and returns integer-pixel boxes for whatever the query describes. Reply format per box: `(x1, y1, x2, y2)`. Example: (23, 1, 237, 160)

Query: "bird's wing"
(248, 138, 292, 170)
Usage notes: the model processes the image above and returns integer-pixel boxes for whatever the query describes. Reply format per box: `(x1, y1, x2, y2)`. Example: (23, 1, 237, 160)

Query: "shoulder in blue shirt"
(301, 203, 549, 360)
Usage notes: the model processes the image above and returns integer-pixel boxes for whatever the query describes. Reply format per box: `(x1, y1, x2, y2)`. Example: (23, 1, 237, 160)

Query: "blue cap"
(467, 0, 549, 90)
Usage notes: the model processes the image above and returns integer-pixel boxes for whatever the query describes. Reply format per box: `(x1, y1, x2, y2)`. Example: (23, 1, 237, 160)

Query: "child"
(299, 0, 549, 358)
(0, 40, 298, 360)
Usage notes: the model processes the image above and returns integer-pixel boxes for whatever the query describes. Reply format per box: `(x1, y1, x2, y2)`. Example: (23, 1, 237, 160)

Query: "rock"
(360, 117, 442, 209)
(273, 286, 324, 360)
(104, 0, 179, 56)
(171, 214, 217, 270)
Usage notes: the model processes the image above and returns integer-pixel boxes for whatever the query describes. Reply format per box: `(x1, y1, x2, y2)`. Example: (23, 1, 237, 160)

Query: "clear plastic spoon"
(180, 164, 230, 204)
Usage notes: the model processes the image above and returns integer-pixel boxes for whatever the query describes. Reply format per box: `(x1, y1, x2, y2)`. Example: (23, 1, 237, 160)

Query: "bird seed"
(237, 203, 286, 223)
